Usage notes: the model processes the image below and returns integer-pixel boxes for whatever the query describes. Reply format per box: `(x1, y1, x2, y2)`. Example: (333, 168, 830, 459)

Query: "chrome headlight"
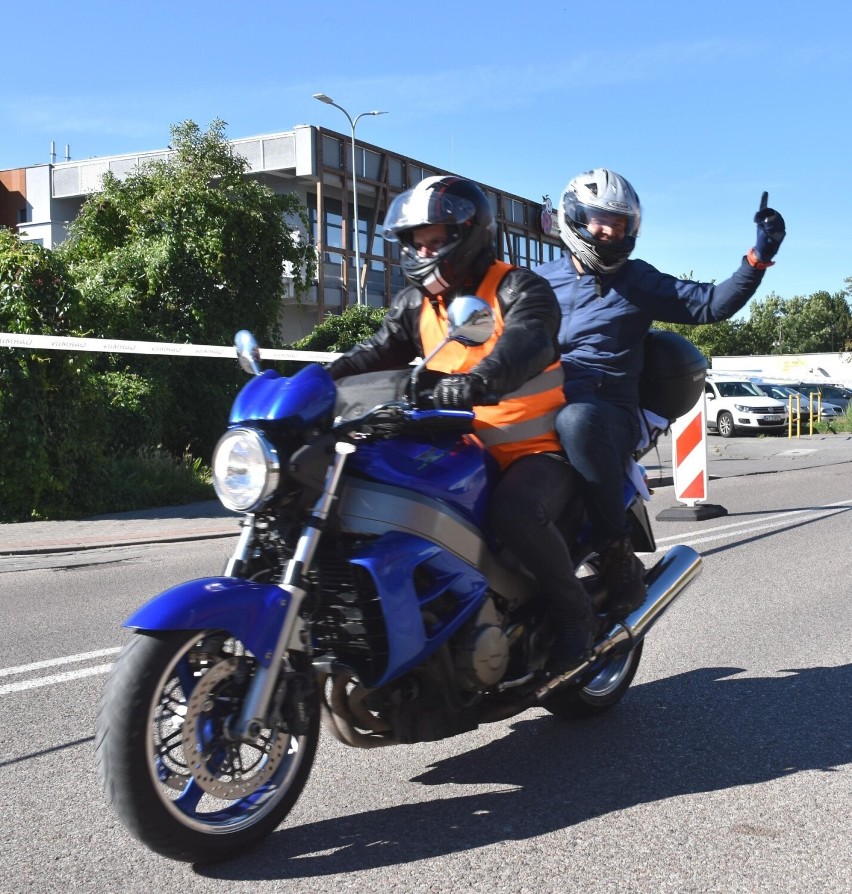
(212, 428, 280, 512)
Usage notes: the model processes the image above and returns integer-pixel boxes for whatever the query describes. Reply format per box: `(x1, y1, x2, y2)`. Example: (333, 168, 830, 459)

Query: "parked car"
(750, 382, 843, 423)
(704, 377, 787, 437)
(792, 383, 852, 414)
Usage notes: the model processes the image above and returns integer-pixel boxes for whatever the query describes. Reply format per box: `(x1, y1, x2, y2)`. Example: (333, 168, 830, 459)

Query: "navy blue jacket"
(534, 254, 766, 408)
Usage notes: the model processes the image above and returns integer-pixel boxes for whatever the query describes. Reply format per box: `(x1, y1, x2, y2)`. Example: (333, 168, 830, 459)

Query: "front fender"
(124, 577, 291, 666)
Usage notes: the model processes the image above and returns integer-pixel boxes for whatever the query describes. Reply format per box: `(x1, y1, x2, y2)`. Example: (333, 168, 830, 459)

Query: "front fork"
(230, 440, 356, 740)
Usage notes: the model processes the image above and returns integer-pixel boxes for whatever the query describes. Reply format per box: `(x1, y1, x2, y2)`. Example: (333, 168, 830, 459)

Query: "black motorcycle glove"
(364, 404, 407, 440)
(751, 191, 786, 266)
(432, 374, 487, 410)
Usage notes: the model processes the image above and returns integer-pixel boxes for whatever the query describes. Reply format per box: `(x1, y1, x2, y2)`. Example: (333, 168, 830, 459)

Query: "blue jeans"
(555, 396, 640, 545)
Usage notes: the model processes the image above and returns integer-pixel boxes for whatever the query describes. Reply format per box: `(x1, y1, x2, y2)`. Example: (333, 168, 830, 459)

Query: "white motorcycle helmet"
(558, 169, 641, 275)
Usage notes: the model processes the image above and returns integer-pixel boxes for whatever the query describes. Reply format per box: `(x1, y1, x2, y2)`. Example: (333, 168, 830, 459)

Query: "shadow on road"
(199, 662, 851, 880)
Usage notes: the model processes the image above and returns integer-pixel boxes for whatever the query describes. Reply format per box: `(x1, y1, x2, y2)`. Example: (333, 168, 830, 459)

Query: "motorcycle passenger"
(328, 175, 596, 673)
(535, 169, 786, 614)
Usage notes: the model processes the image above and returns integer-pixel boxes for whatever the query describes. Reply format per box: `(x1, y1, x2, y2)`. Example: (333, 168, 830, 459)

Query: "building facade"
(1, 125, 563, 342)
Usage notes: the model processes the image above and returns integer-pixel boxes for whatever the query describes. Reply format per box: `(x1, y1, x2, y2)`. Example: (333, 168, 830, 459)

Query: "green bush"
(78, 447, 213, 516)
(93, 369, 168, 454)
(278, 304, 385, 376)
(0, 229, 105, 520)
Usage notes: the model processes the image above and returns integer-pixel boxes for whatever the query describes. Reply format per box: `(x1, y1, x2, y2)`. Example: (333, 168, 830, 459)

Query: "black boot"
(601, 536, 646, 616)
(546, 602, 595, 678)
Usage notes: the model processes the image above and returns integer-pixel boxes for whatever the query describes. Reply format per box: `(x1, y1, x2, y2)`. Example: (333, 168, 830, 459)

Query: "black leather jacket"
(328, 256, 561, 398)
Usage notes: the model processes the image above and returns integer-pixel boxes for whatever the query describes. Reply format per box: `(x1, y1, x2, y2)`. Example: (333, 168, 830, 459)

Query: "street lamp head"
(313, 93, 334, 105)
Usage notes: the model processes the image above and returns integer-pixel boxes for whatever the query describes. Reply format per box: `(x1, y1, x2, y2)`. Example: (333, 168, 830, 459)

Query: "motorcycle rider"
(328, 175, 596, 673)
(535, 169, 786, 614)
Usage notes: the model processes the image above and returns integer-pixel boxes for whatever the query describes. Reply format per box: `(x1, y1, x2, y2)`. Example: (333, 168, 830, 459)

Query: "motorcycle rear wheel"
(96, 629, 319, 863)
(543, 640, 643, 719)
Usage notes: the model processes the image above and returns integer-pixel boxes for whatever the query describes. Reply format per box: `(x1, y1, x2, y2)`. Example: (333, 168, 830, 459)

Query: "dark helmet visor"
(383, 187, 477, 242)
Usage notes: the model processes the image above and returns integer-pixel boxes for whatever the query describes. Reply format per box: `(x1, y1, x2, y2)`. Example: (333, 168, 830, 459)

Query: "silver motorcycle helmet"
(382, 175, 496, 296)
(558, 169, 641, 275)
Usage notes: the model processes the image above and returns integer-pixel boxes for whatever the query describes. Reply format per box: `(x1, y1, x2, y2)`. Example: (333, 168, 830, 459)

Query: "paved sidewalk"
(2, 433, 851, 557)
(0, 500, 241, 557)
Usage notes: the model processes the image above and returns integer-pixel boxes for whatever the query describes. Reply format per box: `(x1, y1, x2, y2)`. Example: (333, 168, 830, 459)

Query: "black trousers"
(487, 452, 591, 622)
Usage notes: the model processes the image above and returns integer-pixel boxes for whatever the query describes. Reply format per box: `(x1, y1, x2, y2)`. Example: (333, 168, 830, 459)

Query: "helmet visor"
(563, 195, 639, 246)
(382, 186, 477, 242)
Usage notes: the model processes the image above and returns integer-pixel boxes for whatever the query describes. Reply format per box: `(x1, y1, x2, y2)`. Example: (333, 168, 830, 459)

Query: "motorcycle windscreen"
(230, 364, 337, 425)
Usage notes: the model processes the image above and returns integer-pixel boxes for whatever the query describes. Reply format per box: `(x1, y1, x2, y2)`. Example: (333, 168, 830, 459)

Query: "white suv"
(704, 377, 787, 437)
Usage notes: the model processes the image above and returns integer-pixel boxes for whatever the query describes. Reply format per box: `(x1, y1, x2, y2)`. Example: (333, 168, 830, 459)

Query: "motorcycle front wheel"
(96, 629, 319, 864)
(543, 640, 643, 719)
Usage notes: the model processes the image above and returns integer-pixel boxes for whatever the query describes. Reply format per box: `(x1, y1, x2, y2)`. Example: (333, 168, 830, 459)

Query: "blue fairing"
(349, 430, 497, 527)
(350, 532, 489, 687)
(229, 363, 337, 425)
(124, 577, 291, 667)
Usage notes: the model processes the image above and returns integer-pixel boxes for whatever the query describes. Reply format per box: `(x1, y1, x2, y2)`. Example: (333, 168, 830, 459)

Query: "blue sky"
(4, 0, 851, 314)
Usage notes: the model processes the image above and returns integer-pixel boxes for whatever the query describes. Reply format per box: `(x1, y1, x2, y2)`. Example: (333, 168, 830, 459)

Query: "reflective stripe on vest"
(418, 261, 564, 469)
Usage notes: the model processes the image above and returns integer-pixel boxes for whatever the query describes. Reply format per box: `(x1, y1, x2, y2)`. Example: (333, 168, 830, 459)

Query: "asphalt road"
(1, 461, 850, 894)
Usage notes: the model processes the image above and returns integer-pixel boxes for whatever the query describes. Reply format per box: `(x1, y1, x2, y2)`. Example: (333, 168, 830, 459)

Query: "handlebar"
(332, 398, 477, 442)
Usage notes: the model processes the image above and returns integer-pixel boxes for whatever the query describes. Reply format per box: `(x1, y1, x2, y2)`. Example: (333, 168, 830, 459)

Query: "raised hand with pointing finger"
(751, 191, 786, 267)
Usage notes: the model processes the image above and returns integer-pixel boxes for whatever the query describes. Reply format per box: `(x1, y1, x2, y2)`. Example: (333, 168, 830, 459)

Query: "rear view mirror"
(446, 296, 495, 346)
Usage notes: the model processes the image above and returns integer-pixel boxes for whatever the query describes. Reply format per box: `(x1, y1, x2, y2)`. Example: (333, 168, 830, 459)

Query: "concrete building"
(1, 125, 563, 342)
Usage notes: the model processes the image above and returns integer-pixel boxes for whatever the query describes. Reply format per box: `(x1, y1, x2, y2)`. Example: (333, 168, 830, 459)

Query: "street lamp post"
(776, 309, 787, 353)
(313, 93, 387, 306)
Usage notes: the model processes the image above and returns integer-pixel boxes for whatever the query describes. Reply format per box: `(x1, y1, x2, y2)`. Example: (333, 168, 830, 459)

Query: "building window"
(324, 206, 344, 258)
(362, 148, 381, 181)
(388, 157, 404, 188)
(322, 135, 341, 169)
(485, 191, 499, 222)
(506, 199, 526, 225)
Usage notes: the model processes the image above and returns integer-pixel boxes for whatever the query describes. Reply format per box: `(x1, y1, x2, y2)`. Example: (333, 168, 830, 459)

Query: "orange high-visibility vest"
(419, 260, 564, 469)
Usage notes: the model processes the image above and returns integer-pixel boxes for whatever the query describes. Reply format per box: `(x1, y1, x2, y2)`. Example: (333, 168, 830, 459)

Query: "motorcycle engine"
(453, 597, 510, 689)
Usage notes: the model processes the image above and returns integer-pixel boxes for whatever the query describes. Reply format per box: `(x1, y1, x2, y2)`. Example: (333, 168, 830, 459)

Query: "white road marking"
(3, 497, 851, 696)
(654, 499, 852, 546)
(0, 646, 120, 677)
(0, 663, 114, 695)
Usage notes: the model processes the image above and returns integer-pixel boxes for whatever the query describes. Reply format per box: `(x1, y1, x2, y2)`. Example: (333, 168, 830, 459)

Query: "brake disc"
(181, 656, 289, 799)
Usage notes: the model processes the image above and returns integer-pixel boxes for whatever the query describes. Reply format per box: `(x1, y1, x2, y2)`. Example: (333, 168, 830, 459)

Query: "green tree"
(61, 119, 316, 458)
(650, 318, 743, 361)
(793, 290, 852, 352)
(739, 292, 787, 354)
(0, 229, 101, 519)
(742, 291, 852, 355)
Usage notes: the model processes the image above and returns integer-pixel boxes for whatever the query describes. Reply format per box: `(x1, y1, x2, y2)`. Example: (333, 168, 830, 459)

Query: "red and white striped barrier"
(670, 393, 708, 505)
(658, 391, 727, 520)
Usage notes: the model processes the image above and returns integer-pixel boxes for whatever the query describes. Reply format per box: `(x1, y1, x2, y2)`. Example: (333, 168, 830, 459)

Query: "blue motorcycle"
(96, 297, 704, 863)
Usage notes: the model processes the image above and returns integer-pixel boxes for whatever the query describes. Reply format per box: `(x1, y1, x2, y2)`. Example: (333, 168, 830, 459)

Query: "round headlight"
(212, 428, 280, 512)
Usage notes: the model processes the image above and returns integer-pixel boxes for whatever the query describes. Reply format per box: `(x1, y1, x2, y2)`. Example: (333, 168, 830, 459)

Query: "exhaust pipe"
(622, 544, 703, 640)
(537, 544, 702, 700)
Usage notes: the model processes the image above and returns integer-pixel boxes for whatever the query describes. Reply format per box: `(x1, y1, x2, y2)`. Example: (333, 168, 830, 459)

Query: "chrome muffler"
(537, 544, 703, 700)
(621, 544, 703, 640)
